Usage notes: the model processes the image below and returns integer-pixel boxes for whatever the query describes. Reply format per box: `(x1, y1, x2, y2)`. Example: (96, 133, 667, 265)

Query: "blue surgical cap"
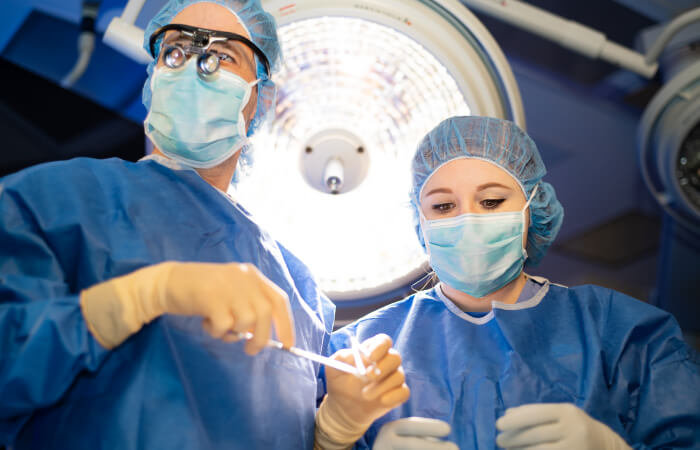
(411, 116, 564, 265)
(142, 0, 282, 173)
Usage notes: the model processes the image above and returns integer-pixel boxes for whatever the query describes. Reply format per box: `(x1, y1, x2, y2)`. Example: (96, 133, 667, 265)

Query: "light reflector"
(235, 16, 471, 299)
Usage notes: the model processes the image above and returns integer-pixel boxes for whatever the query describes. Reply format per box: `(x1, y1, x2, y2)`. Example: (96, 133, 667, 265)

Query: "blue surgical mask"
(144, 58, 257, 168)
(421, 185, 538, 298)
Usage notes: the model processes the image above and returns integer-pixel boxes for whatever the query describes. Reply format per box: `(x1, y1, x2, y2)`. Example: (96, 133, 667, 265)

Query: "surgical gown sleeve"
(0, 172, 110, 444)
(604, 289, 700, 449)
(276, 242, 336, 404)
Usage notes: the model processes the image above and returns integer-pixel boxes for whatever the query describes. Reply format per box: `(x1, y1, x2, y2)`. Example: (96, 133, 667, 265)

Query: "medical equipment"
(233, 331, 361, 375)
(235, 0, 518, 301)
(635, 8, 700, 332)
(349, 335, 367, 378)
(232, 331, 379, 378)
(148, 23, 271, 76)
(638, 9, 700, 232)
(61, 1, 99, 87)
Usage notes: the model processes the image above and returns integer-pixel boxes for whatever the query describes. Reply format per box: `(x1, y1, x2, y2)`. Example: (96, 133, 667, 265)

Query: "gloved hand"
(80, 261, 294, 353)
(496, 403, 632, 450)
(373, 418, 459, 450)
(314, 334, 410, 449)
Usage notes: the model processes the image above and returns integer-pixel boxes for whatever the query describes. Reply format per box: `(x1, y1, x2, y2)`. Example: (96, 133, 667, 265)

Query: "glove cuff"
(314, 395, 373, 449)
(80, 262, 174, 349)
(80, 278, 140, 349)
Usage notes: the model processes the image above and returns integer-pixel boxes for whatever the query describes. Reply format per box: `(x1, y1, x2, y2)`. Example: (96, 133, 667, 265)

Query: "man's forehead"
(170, 2, 250, 39)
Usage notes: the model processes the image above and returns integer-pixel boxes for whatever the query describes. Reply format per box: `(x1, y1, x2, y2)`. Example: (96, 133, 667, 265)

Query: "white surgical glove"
(496, 403, 631, 450)
(80, 261, 294, 352)
(373, 418, 459, 450)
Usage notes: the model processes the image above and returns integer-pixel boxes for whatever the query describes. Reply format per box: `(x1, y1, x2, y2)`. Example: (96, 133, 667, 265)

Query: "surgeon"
(331, 116, 700, 449)
(0, 1, 407, 448)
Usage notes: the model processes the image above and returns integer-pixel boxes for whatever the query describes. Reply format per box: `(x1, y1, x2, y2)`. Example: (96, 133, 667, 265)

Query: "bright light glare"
(235, 17, 471, 297)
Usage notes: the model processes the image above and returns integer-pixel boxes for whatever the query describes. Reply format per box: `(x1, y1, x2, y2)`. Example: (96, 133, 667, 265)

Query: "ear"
(247, 87, 258, 122)
(522, 207, 531, 249)
(418, 213, 432, 257)
(243, 85, 258, 133)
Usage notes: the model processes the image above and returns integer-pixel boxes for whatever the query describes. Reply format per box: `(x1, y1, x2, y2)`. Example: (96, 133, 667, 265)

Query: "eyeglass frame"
(148, 23, 271, 77)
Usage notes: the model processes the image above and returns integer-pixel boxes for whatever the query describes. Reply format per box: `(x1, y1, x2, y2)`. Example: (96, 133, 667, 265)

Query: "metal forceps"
(349, 334, 382, 382)
(349, 335, 368, 381)
(231, 332, 361, 376)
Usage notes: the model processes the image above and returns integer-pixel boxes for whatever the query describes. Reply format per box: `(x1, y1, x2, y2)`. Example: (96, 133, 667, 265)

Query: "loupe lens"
(198, 53, 220, 75)
(163, 45, 186, 69)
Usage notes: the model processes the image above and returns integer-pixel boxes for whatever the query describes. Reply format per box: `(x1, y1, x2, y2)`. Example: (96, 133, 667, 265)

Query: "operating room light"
(639, 57, 700, 233)
(677, 123, 700, 212)
(234, 16, 471, 299)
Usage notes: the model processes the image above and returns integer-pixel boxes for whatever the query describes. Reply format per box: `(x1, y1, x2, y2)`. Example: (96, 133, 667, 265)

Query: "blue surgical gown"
(331, 277, 700, 449)
(0, 155, 335, 449)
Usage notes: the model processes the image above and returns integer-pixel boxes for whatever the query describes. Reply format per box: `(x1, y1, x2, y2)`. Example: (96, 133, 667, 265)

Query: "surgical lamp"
(638, 9, 700, 233)
(101, 0, 700, 305)
(103, 0, 154, 64)
(234, 1, 523, 302)
(635, 9, 700, 332)
(62, 1, 99, 87)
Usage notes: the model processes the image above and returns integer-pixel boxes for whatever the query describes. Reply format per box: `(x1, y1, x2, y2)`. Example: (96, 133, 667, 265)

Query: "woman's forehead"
(422, 158, 521, 193)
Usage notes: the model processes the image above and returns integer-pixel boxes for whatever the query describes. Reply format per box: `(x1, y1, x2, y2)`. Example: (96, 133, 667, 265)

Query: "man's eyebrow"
(215, 39, 256, 68)
(223, 40, 252, 56)
(222, 41, 247, 56)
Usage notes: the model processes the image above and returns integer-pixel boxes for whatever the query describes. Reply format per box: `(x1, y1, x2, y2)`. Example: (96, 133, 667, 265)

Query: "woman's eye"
(481, 199, 505, 209)
(432, 203, 454, 213)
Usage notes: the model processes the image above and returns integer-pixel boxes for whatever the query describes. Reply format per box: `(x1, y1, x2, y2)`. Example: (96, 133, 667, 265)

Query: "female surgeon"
(331, 116, 700, 449)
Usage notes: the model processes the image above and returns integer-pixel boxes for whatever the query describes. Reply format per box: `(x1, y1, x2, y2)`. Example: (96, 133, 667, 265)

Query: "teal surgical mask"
(144, 58, 257, 168)
(421, 185, 538, 298)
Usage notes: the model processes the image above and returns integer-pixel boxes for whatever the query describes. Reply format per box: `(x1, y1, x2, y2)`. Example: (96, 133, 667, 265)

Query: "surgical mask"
(144, 58, 257, 168)
(421, 185, 538, 298)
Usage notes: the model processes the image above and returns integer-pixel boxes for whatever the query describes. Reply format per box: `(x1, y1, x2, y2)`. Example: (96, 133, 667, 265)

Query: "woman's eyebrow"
(476, 182, 511, 191)
(424, 187, 452, 197)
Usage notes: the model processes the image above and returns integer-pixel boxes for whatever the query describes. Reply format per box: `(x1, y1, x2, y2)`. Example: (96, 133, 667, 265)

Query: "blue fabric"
(0, 156, 335, 449)
(331, 282, 700, 449)
(411, 116, 564, 265)
(516, 277, 541, 301)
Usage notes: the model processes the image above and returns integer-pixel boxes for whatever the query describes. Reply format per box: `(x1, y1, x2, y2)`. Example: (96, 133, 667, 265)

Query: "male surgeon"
(0, 1, 407, 448)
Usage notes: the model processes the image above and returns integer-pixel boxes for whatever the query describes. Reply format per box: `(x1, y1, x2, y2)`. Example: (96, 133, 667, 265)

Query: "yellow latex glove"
(314, 334, 410, 450)
(80, 261, 294, 353)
